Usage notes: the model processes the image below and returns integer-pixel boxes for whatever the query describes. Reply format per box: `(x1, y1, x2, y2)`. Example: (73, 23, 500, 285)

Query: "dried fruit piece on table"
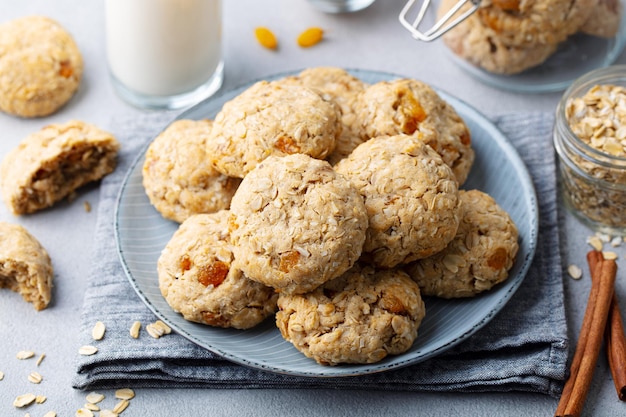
(297, 27, 324, 47)
(254, 27, 278, 49)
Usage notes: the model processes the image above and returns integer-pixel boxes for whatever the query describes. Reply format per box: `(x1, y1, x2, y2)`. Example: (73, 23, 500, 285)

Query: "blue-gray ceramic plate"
(115, 69, 538, 377)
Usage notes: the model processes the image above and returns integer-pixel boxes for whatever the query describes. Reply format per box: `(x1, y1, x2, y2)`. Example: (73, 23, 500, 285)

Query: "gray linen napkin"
(73, 112, 568, 397)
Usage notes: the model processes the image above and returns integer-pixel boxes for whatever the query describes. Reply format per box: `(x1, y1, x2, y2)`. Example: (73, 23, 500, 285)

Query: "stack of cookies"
(439, 0, 623, 74)
(146, 67, 519, 366)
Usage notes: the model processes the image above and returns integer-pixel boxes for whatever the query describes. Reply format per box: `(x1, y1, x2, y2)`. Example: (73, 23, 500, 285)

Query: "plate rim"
(114, 68, 539, 377)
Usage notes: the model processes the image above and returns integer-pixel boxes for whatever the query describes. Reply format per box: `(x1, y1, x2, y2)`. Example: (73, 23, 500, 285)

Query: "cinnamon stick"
(555, 251, 617, 417)
(588, 251, 626, 401)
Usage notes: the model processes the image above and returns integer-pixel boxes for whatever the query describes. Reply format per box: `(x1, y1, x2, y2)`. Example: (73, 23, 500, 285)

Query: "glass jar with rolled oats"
(554, 65, 626, 235)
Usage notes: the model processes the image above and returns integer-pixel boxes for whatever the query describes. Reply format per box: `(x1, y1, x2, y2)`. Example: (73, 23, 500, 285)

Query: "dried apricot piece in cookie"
(0, 16, 83, 117)
(276, 264, 425, 365)
(335, 135, 460, 268)
(229, 154, 368, 294)
(0, 222, 53, 310)
(142, 119, 241, 223)
(206, 80, 340, 178)
(0, 120, 120, 215)
(404, 190, 519, 298)
(158, 211, 277, 329)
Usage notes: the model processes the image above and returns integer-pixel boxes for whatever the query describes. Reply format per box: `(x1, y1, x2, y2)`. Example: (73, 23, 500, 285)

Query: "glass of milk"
(105, 0, 224, 110)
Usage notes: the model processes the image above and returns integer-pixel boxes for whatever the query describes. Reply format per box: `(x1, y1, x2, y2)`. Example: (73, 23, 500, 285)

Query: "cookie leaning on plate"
(158, 211, 277, 329)
(142, 119, 241, 223)
(0, 120, 120, 215)
(0, 16, 83, 117)
(0, 222, 53, 311)
(404, 189, 519, 298)
(276, 264, 425, 366)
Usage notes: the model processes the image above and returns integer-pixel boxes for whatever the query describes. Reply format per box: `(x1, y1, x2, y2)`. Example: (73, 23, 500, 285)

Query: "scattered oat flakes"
(84, 200, 91, 212)
(154, 320, 171, 334)
(36, 395, 46, 404)
(611, 236, 622, 247)
(0, 371, 4, 380)
(603, 251, 618, 260)
(254, 27, 278, 50)
(16, 350, 35, 360)
(587, 235, 603, 251)
(43, 412, 57, 417)
(92, 321, 106, 341)
(36, 353, 45, 366)
(567, 264, 583, 279)
(99, 410, 118, 417)
(27, 371, 43, 384)
(86, 392, 105, 404)
(75, 408, 94, 417)
(84, 402, 100, 412)
(78, 345, 98, 356)
(112, 399, 130, 414)
(13, 393, 36, 408)
(297, 27, 324, 48)
(115, 388, 135, 400)
(130, 321, 141, 339)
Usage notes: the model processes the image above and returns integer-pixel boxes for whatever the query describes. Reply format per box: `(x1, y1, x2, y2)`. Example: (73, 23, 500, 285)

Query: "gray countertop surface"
(1, 0, 626, 415)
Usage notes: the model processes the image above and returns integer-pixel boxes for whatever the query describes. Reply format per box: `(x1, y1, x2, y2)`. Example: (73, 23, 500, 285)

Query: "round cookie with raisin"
(404, 189, 519, 298)
(229, 154, 368, 294)
(276, 264, 426, 366)
(158, 211, 277, 329)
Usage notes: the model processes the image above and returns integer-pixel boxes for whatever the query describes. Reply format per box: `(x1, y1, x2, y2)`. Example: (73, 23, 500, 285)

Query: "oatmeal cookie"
(0, 120, 120, 215)
(276, 264, 426, 366)
(143, 119, 241, 223)
(0, 222, 53, 310)
(206, 80, 340, 178)
(229, 154, 368, 294)
(0, 16, 83, 117)
(280, 67, 368, 165)
(158, 211, 278, 329)
(440, 0, 559, 74)
(404, 190, 519, 298)
(353, 78, 474, 185)
(335, 135, 460, 268)
(580, 0, 622, 38)
(471, 0, 596, 47)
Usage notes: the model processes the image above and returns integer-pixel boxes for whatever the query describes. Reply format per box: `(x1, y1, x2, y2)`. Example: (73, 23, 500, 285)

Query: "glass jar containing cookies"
(402, 0, 626, 93)
(553, 65, 626, 235)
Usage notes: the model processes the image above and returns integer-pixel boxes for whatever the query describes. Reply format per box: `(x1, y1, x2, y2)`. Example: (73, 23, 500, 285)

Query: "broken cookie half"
(0, 222, 53, 310)
(0, 120, 120, 215)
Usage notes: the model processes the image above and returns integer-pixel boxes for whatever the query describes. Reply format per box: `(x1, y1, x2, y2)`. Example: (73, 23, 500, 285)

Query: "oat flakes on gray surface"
(335, 135, 460, 268)
(0, 15, 83, 117)
(279, 66, 368, 165)
(229, 154, 368, 294)
(353, 78, 474, 185)
(276, 264, 425, 365)
(142, 119, 241, 223)
(404, 190, 519, 298)
(0, 120, 120, 215)
(206, 80, 340, 178)
(0, 222, 53, 311)
(158, 211, 278, 329)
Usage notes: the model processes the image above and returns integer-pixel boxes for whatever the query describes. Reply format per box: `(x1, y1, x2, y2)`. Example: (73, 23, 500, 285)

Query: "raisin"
(278, 251, 300, 273)
(487, 247, 508, 270)
(59, 60, 73, 78)
(254, 27, 278, 50)
(297, 27, 324, 48)
(397, 90, 427, 135)
(197, 261, 229, 287)
(275, 136, 301, 154)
